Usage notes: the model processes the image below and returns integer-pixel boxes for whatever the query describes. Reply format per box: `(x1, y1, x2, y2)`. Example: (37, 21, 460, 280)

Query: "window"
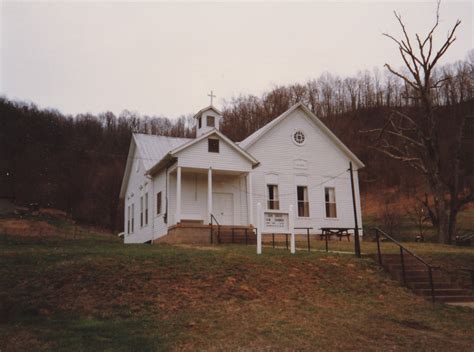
(131, 203, 135, 233)
(127, 205, 130, 234)
(198, 117, 202, 129)
(297, 186, 310, 217)
(140, 196, 143, 227)
(293, 130, 306, 145)
(145, 192, 148, 226)
(267, 185, 279, 210)
(325, 187, 337, 218)
(156, 191, 162, 215)
(208, 139, 219, 153)
(207, 115, 215, 127)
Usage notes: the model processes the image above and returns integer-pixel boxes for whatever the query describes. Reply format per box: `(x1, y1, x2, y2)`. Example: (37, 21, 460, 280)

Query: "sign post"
(289, 205, 295, 254)
(257, 202, 262, 254)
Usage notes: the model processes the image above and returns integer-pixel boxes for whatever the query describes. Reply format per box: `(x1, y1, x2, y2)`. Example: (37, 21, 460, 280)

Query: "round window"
(293, 130, 306, 145)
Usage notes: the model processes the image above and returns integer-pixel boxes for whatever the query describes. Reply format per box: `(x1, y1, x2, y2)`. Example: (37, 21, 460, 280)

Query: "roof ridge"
(239, 102, 301, 147)
(133, 133, 192, 140)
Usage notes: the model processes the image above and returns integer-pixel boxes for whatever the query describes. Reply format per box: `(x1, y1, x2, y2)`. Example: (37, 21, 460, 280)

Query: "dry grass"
(362, 190, 474, 241)
(1, 234, 474, 351)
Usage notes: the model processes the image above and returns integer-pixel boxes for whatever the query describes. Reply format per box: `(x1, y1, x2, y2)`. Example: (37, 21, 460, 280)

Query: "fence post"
(428, 267, 435, 303)
(245, 228, 248, 245)
(286, 234, 288, 250)
(376, 229, 382, 265)
(272, 233, 275, 248)
(210, 224, 213, 244)
(307, 228, 310, 252)
(232, 227, 235, 244)
(400, 247, 406, 286)
(325, 231, 329, 253)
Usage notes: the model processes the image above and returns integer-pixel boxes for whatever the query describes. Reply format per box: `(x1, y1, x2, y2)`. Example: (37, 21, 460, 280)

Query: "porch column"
(176, 166, 181, 224)
(247, 172, 253, 226)
(208, 167, 213, 224)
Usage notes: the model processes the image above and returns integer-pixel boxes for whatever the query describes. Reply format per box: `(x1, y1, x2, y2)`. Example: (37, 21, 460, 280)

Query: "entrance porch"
(167, 166, 254, 228)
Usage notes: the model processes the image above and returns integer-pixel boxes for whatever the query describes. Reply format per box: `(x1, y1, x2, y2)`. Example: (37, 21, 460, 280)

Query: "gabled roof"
(193, 105, 222, 119)
(146, 129, 260, 176)
(238, 102, 365, 168)
(119, 134, 191, 198)
(134, 133, 191, 170)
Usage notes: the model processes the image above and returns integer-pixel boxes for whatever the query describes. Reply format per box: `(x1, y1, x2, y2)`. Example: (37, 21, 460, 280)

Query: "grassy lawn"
(1, 234, 474, 351)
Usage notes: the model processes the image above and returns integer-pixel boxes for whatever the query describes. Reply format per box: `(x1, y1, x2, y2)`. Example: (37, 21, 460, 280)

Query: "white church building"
(119, 102, 364, 244)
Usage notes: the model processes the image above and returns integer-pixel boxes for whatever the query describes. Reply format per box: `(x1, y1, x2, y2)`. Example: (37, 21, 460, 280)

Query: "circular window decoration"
(293, 130, 306, 146)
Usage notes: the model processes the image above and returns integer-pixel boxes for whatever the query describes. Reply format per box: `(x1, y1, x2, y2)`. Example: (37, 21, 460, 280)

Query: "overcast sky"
(1, 1, 472, 118)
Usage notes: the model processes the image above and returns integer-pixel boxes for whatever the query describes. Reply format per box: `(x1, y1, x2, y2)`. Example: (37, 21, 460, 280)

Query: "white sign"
(257, 204, 295, 255)
(263, 211, 289, 234)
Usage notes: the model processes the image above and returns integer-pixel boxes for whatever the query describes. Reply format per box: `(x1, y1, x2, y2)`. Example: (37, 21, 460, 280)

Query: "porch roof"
(146, 129, 260, 176)
(168, 166, 249, 176)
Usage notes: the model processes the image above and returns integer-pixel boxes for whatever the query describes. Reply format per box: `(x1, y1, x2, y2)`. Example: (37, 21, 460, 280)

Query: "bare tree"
(365, 1, 471, 243)
(406, 203, 429, 240)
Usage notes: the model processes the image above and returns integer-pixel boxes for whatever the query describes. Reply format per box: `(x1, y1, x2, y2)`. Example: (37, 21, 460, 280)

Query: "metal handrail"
(210, 214, 220, 226)
(373, 227, 438, 303)
(210, 214, 221, 244)
(373, 227, 439, 268)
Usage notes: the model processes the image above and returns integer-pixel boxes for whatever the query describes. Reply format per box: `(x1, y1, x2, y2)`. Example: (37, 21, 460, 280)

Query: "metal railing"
(225, 226, 253, 245)
(295, 227, 314, 252)
(210, 214, 221, 244)
(373, 227, 439, 303)
(259, 227, 314, 252)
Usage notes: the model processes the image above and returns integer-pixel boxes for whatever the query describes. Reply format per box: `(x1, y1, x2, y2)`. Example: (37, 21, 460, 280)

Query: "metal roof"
(133, 133, 192, 171)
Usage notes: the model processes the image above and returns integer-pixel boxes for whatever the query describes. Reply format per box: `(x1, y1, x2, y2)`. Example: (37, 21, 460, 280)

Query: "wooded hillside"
(0, 55, 472, 231)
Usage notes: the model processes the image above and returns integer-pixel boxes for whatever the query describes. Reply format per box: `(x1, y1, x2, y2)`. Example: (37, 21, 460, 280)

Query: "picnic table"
(319, 227, 352, 242)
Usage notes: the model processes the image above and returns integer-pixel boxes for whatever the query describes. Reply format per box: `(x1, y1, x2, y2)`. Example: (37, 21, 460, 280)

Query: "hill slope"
(1, 236, 473, 351)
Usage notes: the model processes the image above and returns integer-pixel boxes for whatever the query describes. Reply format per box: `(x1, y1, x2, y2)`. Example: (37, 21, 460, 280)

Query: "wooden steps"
(379, 254, 474, 304)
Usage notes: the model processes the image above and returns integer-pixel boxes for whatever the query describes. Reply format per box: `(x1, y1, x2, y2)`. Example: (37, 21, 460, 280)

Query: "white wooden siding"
(123, 104, 363, 243)
(196, 109, 221, 137)
(167, 172, 248, 226)
(246, 108, 363, 232)
(124, 147, 154, 244)
(175, 135, 253, 172)
(151, 168, 168, 240)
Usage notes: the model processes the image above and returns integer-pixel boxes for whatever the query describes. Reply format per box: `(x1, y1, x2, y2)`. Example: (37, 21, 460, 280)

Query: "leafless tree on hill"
(364, 1, 472, 243)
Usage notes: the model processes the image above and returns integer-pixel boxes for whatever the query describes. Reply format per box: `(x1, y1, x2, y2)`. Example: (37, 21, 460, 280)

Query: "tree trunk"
(448, 207, 458, 244)
(435, 199, 449, 244)
(432, 180, 450, 244)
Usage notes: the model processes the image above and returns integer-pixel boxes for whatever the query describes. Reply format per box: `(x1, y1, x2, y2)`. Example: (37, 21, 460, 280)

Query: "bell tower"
(194, 91, 222, 138)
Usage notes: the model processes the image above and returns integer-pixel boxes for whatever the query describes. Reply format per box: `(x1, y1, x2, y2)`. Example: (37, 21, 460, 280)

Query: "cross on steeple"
(207, 90, 216, 106)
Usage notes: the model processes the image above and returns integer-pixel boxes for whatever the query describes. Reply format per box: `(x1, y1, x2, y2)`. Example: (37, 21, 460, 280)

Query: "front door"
(212, 192, 234, 225)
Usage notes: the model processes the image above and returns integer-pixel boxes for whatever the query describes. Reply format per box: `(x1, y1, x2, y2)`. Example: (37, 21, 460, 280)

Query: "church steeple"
(194, 91, 222, 138)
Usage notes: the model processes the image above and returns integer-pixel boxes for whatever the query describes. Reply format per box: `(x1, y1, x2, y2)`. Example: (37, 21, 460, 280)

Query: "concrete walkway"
(446, 302, 474, 309)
